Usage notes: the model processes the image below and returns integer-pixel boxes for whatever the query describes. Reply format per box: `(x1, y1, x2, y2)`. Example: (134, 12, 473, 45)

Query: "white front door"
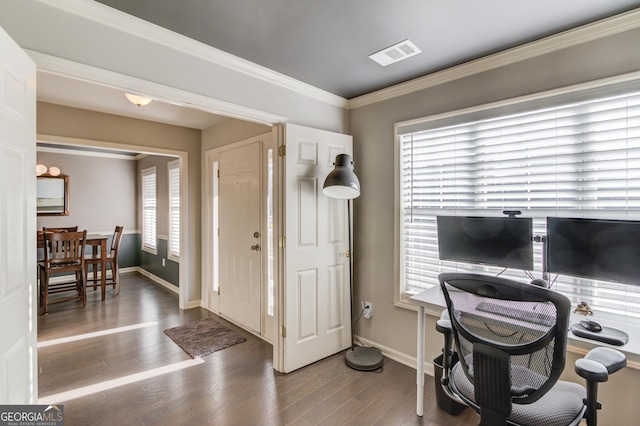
(0, 26, 37, 403)
(219, 141, 262, 333)
(279, 123, 353, 373)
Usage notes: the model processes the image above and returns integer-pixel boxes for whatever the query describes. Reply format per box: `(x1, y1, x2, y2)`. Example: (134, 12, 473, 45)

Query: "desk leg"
(417, 304, 425, 416)
(100, 240, 106, 301)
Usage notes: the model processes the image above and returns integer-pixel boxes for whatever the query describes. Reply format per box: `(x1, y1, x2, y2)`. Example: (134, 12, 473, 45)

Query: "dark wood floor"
(37, 272, 477, 425)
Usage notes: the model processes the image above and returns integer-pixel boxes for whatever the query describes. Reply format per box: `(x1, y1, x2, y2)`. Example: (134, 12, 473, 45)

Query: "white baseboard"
(184, 299, 201, 309)
(134, 267, 179, 294)
(356, 335, 435, 377)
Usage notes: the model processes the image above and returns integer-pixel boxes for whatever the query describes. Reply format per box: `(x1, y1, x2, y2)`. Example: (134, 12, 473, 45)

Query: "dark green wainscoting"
(138, 237, 179, 287)
(85, 233, 179, 288)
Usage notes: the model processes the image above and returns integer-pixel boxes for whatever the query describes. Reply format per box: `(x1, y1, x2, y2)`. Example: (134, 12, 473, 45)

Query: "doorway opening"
(205, 132, 276, 343)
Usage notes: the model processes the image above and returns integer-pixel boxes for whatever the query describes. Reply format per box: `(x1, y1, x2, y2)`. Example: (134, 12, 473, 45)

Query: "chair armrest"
(436, 319, 452, 334)
(575, 347, 626, 383)
(584, 347, 627, 374)
(575, 358, 609, 382)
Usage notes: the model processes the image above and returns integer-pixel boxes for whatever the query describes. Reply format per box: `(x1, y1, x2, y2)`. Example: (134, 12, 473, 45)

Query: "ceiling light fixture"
(369, 39, 421, 67)
(125, 93, 152, 107)
(36, 164, 62, 176)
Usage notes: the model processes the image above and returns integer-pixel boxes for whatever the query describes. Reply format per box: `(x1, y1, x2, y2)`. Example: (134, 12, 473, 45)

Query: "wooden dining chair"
(38, 226, 78, 250)
(38, 230, 87, 315)
(42, 226, 79, 233)
(85, 226, 124, 297)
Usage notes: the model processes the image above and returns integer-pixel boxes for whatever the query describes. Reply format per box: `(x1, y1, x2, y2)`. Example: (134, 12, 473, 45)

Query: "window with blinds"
(398, 90, 640, 321)
(141, 166, 157, 253)
(168, 160, 180, 260)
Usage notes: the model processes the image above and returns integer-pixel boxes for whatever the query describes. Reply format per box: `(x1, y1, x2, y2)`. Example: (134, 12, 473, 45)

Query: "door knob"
(251, 244, 261, 251)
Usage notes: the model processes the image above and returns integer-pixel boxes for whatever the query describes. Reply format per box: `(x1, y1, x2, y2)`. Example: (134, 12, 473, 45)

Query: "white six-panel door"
(281, 123, 353, 373)
(0, 25, 37, 403)
(219, 142, 262, 334)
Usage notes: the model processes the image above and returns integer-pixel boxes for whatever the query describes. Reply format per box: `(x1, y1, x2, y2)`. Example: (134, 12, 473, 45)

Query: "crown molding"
(36, 0, 348, 109)
(349, 8, 640, 109)
(28, 50, 288, 126)
(36, 144, 138, 160)
(36, 133, 185, 158)
(395, 70, 640, 132)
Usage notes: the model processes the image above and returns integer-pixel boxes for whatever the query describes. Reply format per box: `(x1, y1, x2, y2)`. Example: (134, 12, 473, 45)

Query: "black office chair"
(436, 272, 626, 426)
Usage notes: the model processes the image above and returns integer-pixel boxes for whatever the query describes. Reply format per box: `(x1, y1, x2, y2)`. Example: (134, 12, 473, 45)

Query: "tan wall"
(202, 118, 271, 152)
(37, 102, 202, 303)
(36, 151, 137, 233)
(348, 28, 640, 425)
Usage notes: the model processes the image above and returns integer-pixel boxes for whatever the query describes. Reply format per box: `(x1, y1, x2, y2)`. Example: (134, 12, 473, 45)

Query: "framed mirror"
(37, 175, 69, 216)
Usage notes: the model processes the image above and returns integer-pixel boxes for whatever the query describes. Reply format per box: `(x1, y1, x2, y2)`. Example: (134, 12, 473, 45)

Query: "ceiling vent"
(369, 39, 421, 67)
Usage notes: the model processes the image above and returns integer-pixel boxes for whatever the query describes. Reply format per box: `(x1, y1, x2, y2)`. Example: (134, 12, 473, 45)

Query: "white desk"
(408, 285, 639, 417)
(409, 286, 445, 417)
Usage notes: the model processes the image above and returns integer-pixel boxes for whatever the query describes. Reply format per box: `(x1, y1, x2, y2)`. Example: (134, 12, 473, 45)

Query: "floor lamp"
(323, 154, 384, 371)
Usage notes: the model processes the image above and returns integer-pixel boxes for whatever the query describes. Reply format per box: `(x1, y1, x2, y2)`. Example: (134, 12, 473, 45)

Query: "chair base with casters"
(436, 272, 627, 426)
(85, 226, 123, 299)
(38, 230, 87, 315)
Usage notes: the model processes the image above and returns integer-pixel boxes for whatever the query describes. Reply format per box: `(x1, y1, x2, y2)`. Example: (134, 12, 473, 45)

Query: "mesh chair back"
(439, 272, 570, 405)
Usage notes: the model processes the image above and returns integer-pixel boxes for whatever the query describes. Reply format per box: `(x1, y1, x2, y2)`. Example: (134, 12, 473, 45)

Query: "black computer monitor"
(546, 217, 640, 285)
(437, 216, 534, 270)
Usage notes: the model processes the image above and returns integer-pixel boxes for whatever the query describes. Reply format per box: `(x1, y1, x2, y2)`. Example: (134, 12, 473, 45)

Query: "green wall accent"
(139, 237, 180, 287)
(82, 233, 179, 287)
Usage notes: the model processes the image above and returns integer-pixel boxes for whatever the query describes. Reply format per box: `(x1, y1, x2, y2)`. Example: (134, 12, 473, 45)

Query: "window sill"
(141, 246, 158, 255)
(402, 286, 640, 369)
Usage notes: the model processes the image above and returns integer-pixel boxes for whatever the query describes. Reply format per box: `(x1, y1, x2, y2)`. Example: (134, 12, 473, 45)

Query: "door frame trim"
(36, 133, 191, 307)
(203, 132, 277, 343)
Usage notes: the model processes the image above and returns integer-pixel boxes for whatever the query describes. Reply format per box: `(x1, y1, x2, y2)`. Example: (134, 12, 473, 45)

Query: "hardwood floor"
(37, 272, 477, 425)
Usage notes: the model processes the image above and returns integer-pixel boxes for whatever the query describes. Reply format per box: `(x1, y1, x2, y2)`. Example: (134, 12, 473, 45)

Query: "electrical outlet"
(363, 301, 373, 319)
(162, 258, 166, 267)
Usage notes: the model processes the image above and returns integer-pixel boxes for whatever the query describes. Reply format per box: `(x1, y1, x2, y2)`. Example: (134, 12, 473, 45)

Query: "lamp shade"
(323, 154, 361, 199)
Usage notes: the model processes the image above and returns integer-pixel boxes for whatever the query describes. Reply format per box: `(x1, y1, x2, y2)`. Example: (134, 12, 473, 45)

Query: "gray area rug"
(164, 317, 246, 358)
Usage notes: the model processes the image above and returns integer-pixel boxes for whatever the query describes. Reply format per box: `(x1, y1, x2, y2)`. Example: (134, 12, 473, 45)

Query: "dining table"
(37, 231, 109, 301)
(85, 234, 109, 300)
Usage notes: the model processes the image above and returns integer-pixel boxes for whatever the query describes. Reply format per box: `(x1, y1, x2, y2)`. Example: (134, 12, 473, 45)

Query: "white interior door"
(0, 26, 37, 403)
(219, 142, 262, 333)
(280, 123, 353, 373)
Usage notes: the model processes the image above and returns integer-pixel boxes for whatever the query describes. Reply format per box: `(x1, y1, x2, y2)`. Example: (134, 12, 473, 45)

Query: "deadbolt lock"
(253, 231, 260, 238)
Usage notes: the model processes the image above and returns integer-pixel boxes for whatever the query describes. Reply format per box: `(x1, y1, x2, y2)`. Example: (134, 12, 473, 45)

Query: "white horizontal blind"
(142, 167, 157, 252)
(400, 91, 640, 320)
(168, 160, 180, 259)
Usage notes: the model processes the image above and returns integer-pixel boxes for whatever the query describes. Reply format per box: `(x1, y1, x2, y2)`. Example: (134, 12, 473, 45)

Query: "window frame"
(167, 159, 180, 262)
(394, 75, 640, 323)
(141, 166, 158, 254)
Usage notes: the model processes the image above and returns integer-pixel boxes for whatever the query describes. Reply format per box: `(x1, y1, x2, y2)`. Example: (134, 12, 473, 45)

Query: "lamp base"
(345, 346, 384, 371)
